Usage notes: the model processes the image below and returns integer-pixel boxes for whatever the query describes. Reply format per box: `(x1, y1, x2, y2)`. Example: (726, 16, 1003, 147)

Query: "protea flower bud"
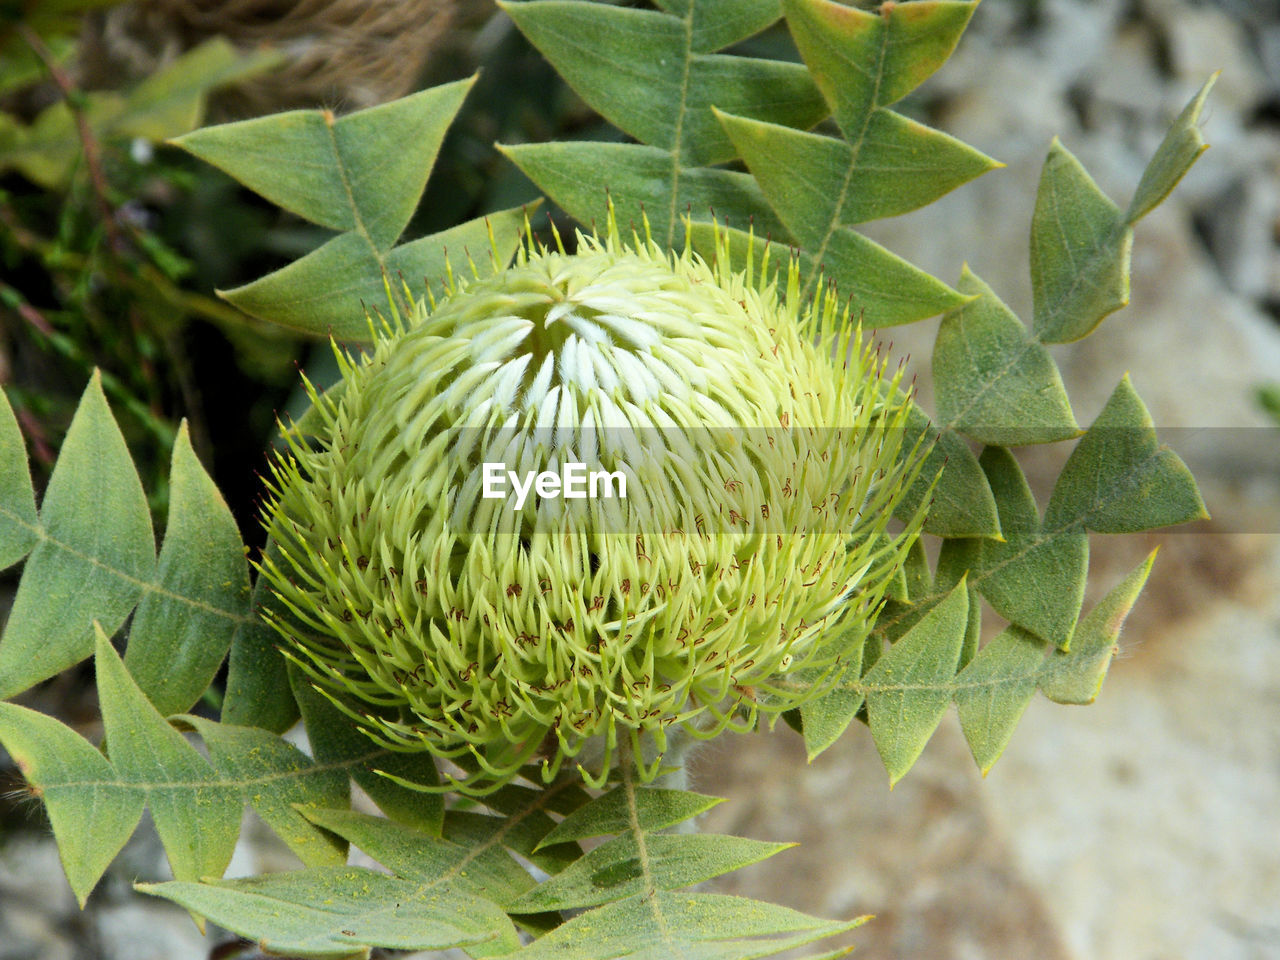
(261, 218, 926, 794)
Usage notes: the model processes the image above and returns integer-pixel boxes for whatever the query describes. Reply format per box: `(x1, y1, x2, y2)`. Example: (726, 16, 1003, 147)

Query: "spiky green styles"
(261, 223, 926, 794)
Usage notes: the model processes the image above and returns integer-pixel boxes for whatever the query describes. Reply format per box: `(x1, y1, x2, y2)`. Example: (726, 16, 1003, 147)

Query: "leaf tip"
(92, 620, 113, 656)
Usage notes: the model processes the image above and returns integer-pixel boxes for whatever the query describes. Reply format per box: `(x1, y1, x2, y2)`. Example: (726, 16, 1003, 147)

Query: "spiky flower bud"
(262, 221, 925, 793)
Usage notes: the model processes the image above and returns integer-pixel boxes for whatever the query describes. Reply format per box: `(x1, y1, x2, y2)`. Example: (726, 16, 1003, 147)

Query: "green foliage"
(171, 79, 535, 339)
(0, 1, 1219, 955)
(0, 37, 280, 188)
(933, 269, 1079, 447)
(0, 628, 342, 906)
(861, 579, 971, 783)
(0, 23, 294, 516)
(146, 802, 537, 957)
(504, 0, 995, 328)
(798, 551, 1156, 778)
(1260, 383, 1280, 426)
(221, 538, 299, 734)
(498, 0, 818, 250)
(139, 769, 859, 958)
(0, 386, 39, 569)
(1031, 76, 1216, 343)
(0, 374, 156, 699)
(124, 423, 250, 716)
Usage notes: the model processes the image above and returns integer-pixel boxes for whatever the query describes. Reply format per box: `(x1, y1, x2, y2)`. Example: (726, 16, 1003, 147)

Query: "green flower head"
(262, 218, 926, 794)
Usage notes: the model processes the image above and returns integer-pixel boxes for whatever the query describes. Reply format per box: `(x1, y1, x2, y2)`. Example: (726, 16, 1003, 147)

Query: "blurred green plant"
(1, 6, 287, 512)
(0, 1, 1217, 957)
(1260, 383, 1280, 426)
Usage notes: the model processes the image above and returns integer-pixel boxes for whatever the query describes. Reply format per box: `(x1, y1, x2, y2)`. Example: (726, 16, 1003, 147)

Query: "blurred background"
(1, 0, 1278, 958)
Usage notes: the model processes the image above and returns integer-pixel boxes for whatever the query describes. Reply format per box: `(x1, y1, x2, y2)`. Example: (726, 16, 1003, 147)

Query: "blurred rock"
(1154, 0, 1267, 113)
(96, 901, 208, 960)
(0, 838, 79, 960)
(697, 724, 1073, 960)
(1200, 171, 1280, 303)
(981, 524, 1280, 960)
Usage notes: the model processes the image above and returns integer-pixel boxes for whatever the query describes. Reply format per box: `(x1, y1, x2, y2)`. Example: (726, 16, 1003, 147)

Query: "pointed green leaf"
(182, 717, 348, 868)
(953, 627, 1046, 774)
(793, 614, 870, 758)
(935, 538, 981, 668)
(291, 670, 444, 835)
(126, 423, 251, 716)
(0, 373, 155, 700)
(222, 543, 298, 733)
(934, 267, 1079, 446)
(499, 141, 786, 249)
(719, 108, 998, 229)
(1040, 553, 1155, 704)
(469, 782, 588, 880)
(221, 207, 531, 339)
(443, 808, 572, 910)
(808, 224, 972, 324)
(537, 786, 724, 849)
(863, 579, 969, 784)
(141, 866, 512, 958)
(0, 702, 143, 907)
(652, 0, 782, 52)
(681, 56, 829, 166)
(901, 535, 932, 602)
(0, 99, 82, 188)
(783, 0, 977, 137)
(1127, 74, 1217, 223)
(113, 38, 284, 142)
(0, 389, 38, 570)
(1046, 376, 1208, 534)
(689, 221, 968, 328)
(873, 535, 963, 651)
(1031, 138, 1133, 343)
(509, 833, 793, 912)
(883, 555, 910, 604)
(516, 891, 865, 960)
(800, 682, 866, 761)
(872, 536, 941, 653)
(500, 1, 826, 167)
(974, 447, 1088, 647)
(385, 204, 538, 295)
(961, 582, 981, 667)
(172, 78, 474, 248)
(891, 398, 1000, 538)
(301, 807, 532, 925)
(96, 629, 240, 885)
